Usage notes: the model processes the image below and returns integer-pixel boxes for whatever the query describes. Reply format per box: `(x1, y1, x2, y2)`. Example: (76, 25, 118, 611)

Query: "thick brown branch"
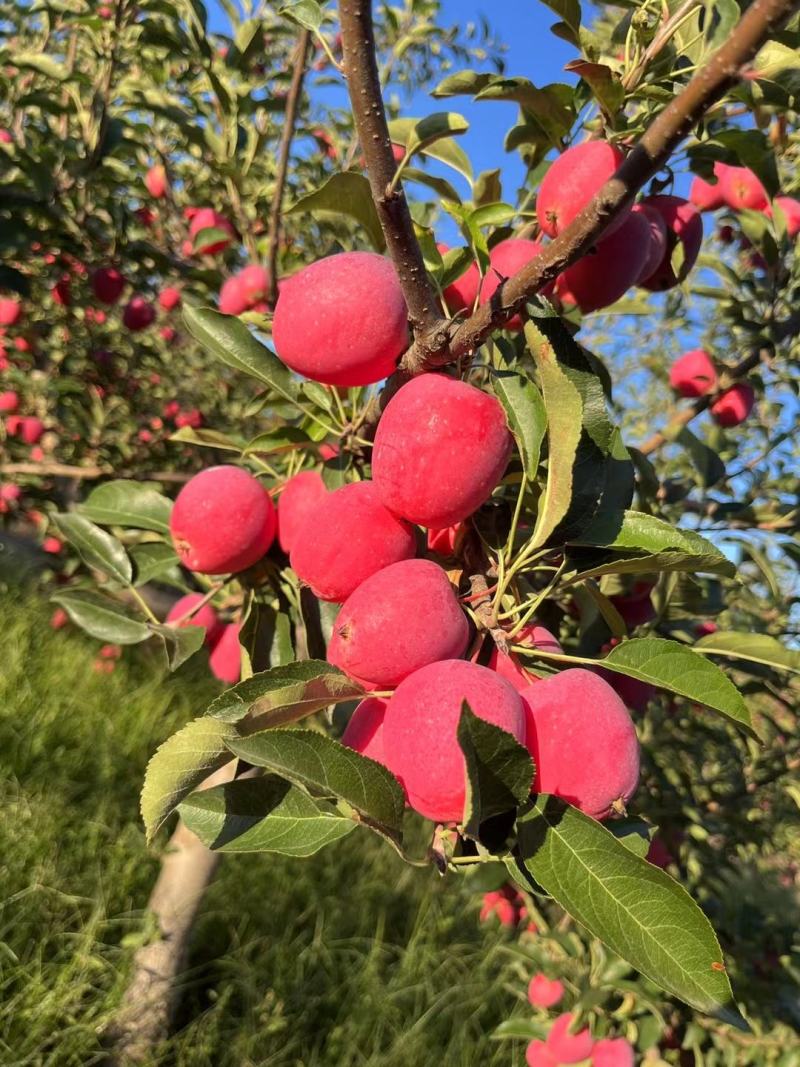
(338, 1, 448, 351)
(266, 29, 312, 307)
(401, 0, 798, 373)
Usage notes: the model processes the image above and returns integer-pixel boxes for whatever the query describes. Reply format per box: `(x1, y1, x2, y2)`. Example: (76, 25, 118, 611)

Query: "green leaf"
(227, 729, 406, 833)
(183, 304, 298, 401)
(206, 660, 364, 726)
(192, 226, 232, 253)
(170, 426, 245, 451)
(540, 0, 582, 47)
(387, 118, 473, 184)
(525, 316, 619, 549)
(277, 0, 322, 31)
(79, 480, 172, 534)
(674, 427, 726, 488)
(52, 512, 132, 584)
(51, 590, 150, 644)
(568, 511, 735, 578)
(564, 60, 623, 120)
(598, 638, 753, 732)
(130, 543, 183, 586)
(13, 52, 69, 81)
(694, 632, 800, 676)
(396, 111, 469, 154)
(288, 173, 385, 253)
(244, 427, 311, 455)
(179, 776, 357, 855)
(512, 797, 743, 1024)
(141, 716, 237, 841)
(474, 79, 574, 148)
(457, 702, 534, 840)
(432, 71, 494, 99)
(492, 370, 547, 481)
(148, 621, 206, 671)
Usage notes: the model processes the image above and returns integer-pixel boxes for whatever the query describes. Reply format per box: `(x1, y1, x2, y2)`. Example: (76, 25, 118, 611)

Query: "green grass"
(0, 593, 526, 1067)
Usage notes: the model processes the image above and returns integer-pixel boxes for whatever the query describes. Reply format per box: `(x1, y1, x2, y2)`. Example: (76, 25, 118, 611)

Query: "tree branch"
(338, 1, 449, 352)
(399, 0, 798, 374)
(266, 29, 312, 308)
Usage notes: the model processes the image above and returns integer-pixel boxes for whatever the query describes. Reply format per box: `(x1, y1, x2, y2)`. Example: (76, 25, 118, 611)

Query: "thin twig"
(398, 0, 798, 373)
(266, 29, 312, 307)
(338, 1, 449, 355)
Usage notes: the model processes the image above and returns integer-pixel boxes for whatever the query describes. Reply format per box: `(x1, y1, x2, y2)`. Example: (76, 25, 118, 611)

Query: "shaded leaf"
(695, 631, 800, 676)
(51, 590, 150, 644)
(52, 512, 132, 584)
(492, 370, 547, 480)
(179, 775, 357, 854)
(149, 621, 206, 671)
(141, 715, 236, 841)
(288, 172, 385, 252)
(227, 729, 406, 833)
(130, 543, 183, 586)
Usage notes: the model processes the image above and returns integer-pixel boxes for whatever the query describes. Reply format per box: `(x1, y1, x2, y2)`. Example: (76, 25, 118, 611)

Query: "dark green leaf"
(179, 776, 357, 854)
(227, 729, 406, 833)
(457, 702, 534, 839)
(149, 621, 206, 671)
(513, 796, 743, 1024)
(130, 543, 183, 586)
(170, 426, 245, 451)
(277, 0, 322, 31)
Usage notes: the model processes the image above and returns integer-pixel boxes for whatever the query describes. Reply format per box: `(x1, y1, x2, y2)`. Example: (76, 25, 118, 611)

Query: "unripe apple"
(426, 523, 463, 556)
(520, 668, 640, 819)
(695, 620, 718, 637)
(123, 295, 156, 331)
(160, 326, 176, 343)
(276, 469, 327, 553)
(372, 374, 512, 528)
(328, 559, 469, 688)
(546, 1014, 594, 1064)
(527, 974, 564, 1009)
(710, 382, 755, 427)
(209, 623, 241, 684)
(145, 164, 168, 198)
(714, 162, 768, 211)
(341, 697, 391, 769)
(767, 195, 800, 238)
(189, 208, 236, 254)
(0, 297, 22, 326)
(592, 1037, 635, 1067)
(689, 175, 725, 212)
(611, 581, 655, 629)
(646, 836, 673, 870)
(0, 390, 18, 413)
(159, 287, 182, 311)
(272, 252, 409, 386)
(170, 465, 276, 574)
(51, 607, 68, 629)
(166, 592, 222, 645)
(537, 141, 627, 238)
(669, 349, 718, 397)
(556, 209, 651, 313)
(90, 267, 126, 305)
(382, 659, 526, 823)
(479, 238, 553, 330)
(436, 242, 480, 314)
(525, 1040, 558, 1067)
(632, 202, 668, 283)
(290, 480, 416, 603)
(637, 195, 703, 290)
(19, 416, 45, 445)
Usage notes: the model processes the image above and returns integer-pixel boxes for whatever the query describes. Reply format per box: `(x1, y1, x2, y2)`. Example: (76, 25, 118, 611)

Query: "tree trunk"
(106, 763, 234, 1064)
